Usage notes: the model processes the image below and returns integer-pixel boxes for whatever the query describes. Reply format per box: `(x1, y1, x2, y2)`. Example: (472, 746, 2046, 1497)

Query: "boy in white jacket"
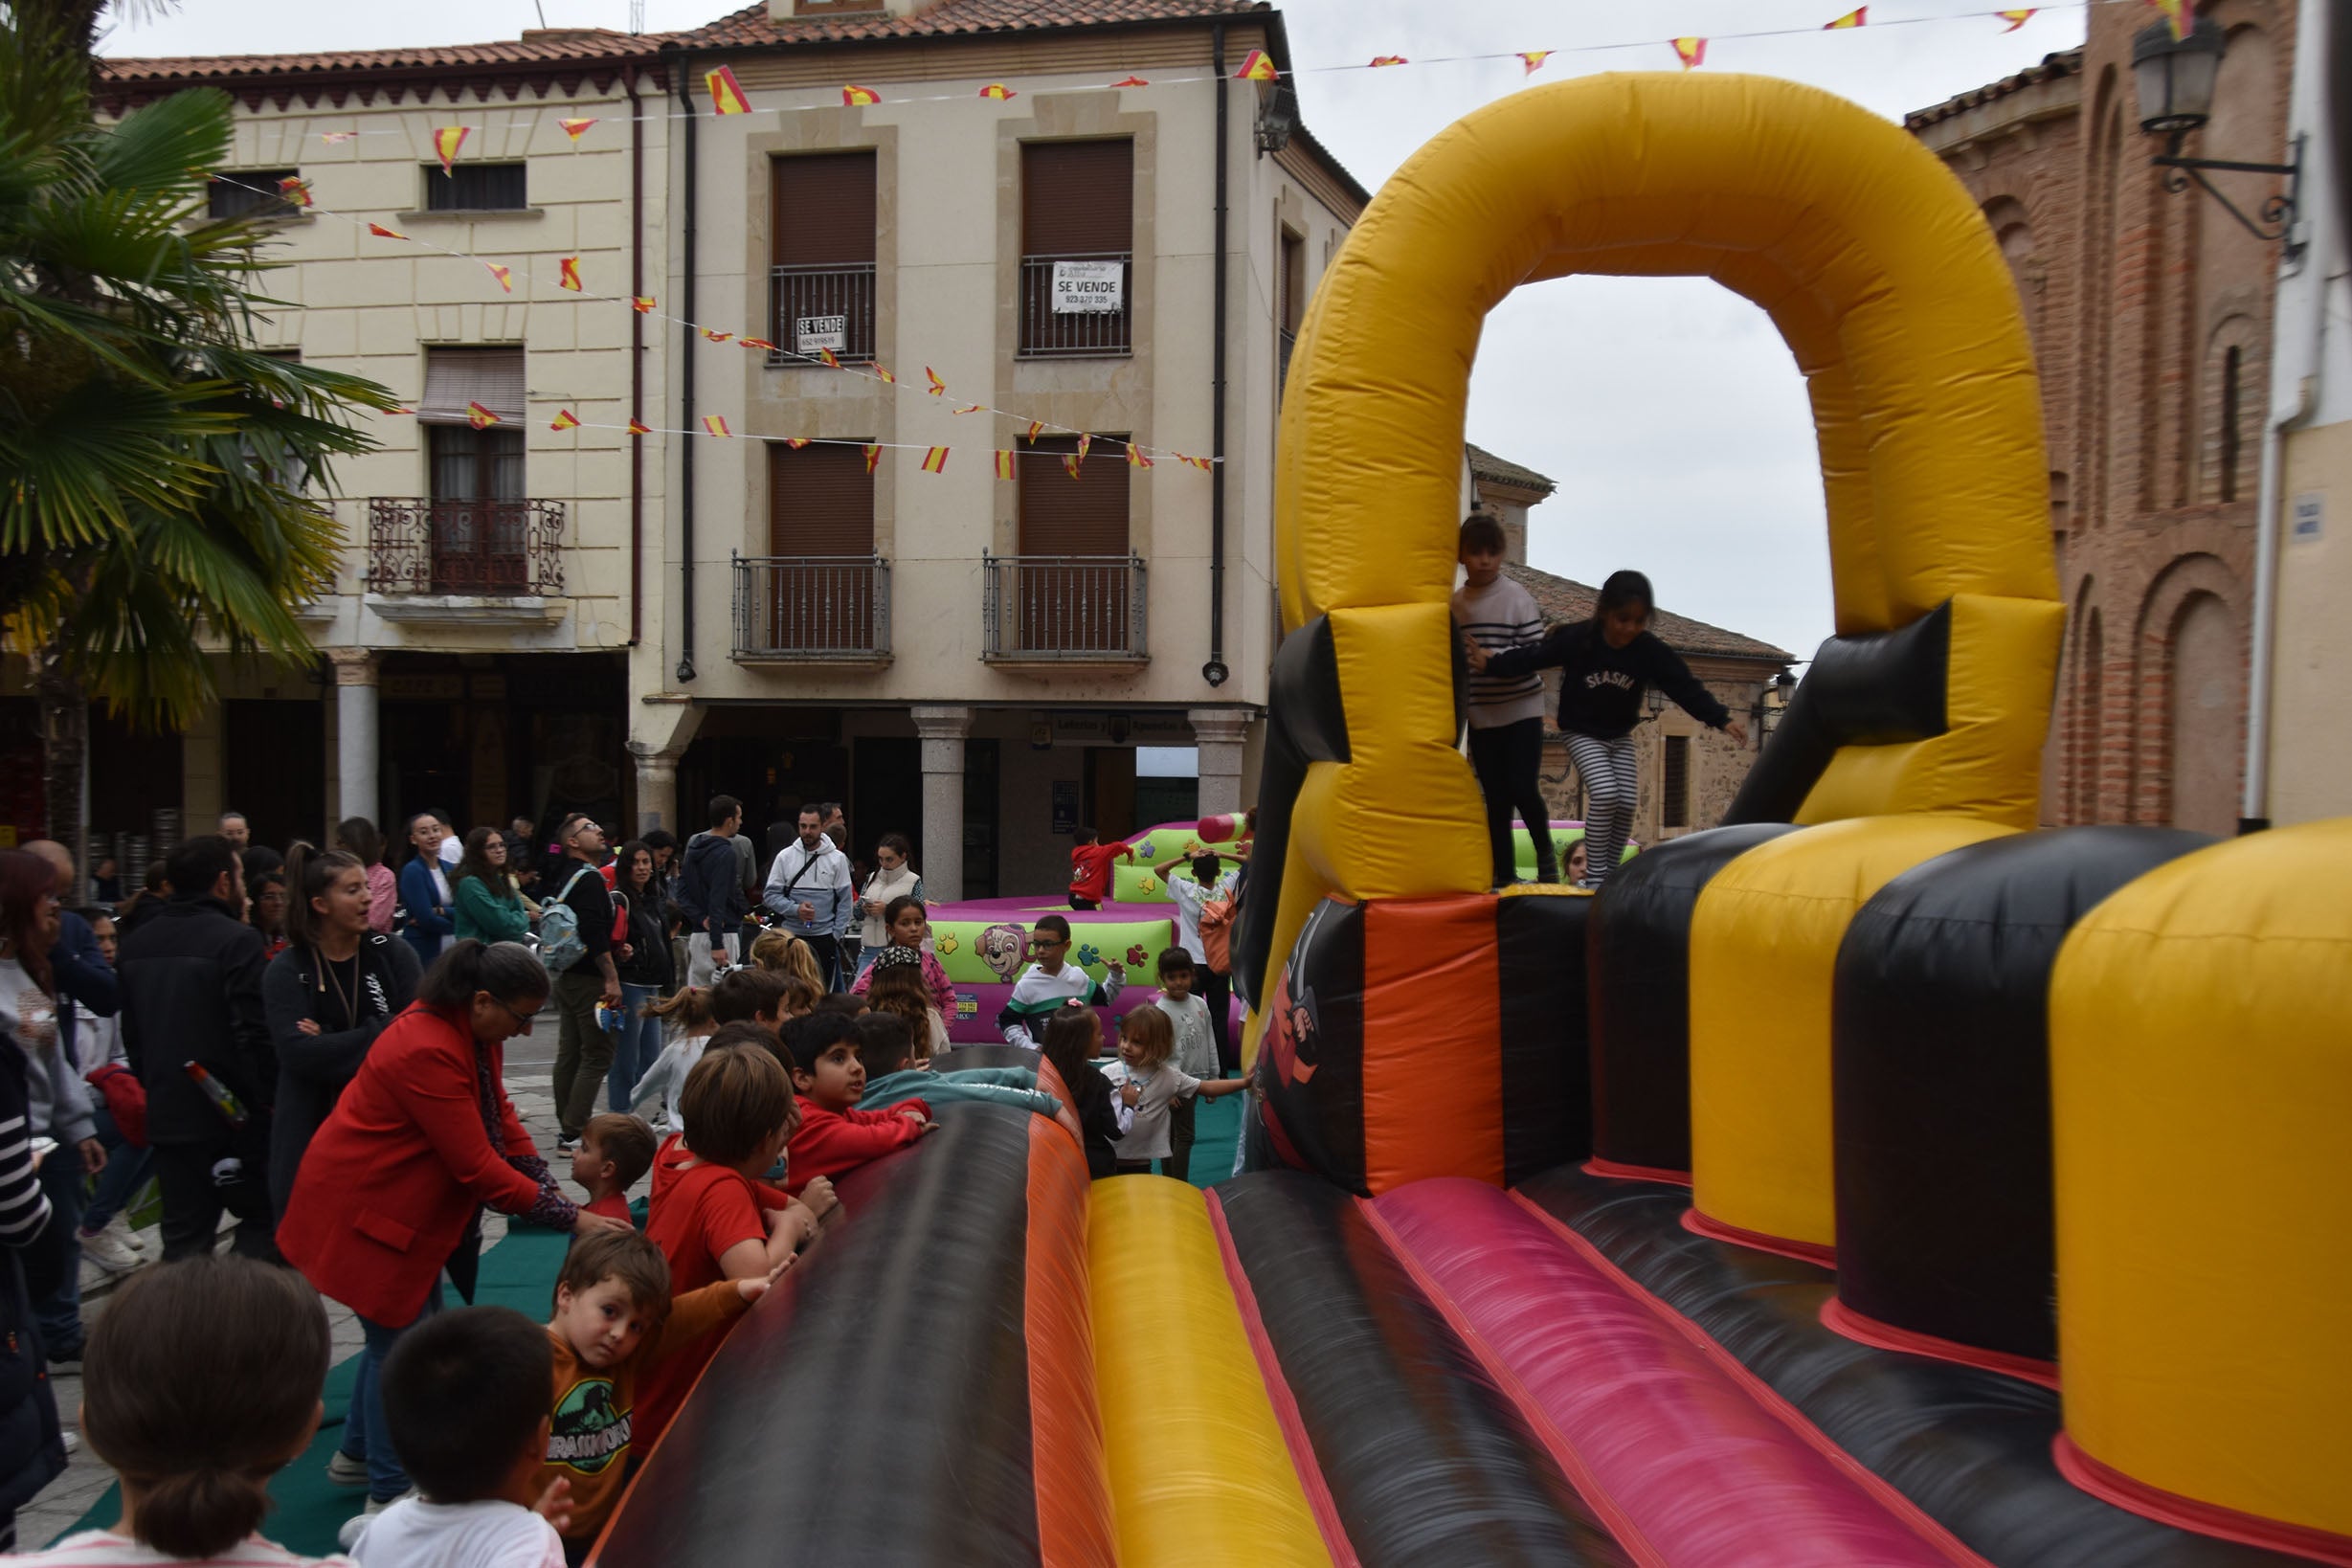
(997, 915, 1124, 1046)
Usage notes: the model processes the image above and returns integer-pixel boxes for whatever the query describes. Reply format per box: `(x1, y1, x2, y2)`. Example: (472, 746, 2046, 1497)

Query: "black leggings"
(1467, 716, 1557, 885)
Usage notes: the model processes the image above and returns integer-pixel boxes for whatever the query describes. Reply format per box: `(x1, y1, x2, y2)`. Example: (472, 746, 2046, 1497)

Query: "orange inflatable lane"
(1025, 1113, 1115, 1566)
(1363, 895, 1503, 1193)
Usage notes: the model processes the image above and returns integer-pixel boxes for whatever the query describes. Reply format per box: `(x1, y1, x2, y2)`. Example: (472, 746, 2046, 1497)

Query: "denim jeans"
(80, 1103, 152, 1234)
(609, 983, 661, 1112)
(33, 1151, 84, 1355)
(346, 1284, 441, 1503)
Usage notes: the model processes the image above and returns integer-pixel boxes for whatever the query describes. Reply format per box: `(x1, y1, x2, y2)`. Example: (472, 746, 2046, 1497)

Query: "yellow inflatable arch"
(1250, 72, 2066, 1064)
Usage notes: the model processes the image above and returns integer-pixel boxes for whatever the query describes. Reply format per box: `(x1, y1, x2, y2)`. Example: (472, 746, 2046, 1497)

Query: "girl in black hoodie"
(1468, 570, 1748, 888)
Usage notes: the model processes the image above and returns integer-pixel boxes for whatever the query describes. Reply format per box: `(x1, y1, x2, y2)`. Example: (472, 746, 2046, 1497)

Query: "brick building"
(1907, 0, 2299, 834)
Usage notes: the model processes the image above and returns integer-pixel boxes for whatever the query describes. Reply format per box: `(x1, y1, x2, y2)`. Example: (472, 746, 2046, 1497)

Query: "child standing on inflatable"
(1467, 570, 1746, 888)
(1452, 513, 1559, 886)
(1066, 826, 1133, 911)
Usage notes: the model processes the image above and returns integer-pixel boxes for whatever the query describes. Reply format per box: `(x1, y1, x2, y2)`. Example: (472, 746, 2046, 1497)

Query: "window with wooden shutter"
(1019, 140, 1132, 358)
(757, 440, 879, 654)
(1662, 735, 1691, 829)
(773, 151, 878, 363)
(1009, 435, 1133, 652)
(424, 162, 527, 212)
(418, 348, 526, 592)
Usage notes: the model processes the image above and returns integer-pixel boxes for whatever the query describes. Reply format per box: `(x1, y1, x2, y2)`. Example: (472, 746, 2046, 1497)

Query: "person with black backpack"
(545, 815, 621, 1151)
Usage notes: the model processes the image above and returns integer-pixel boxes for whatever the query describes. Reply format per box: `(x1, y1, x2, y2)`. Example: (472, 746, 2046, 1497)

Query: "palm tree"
(0, 2, 395, 891)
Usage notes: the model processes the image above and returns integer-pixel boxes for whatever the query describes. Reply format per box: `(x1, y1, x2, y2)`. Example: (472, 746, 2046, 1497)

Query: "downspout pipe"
(626, 66, 644, 646)
(670, 48, 700, 683)
(1202, 21, 1230, 689)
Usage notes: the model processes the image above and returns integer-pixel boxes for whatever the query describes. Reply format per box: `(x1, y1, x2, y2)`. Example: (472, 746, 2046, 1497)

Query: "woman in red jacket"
(278, 939, 629, 1535)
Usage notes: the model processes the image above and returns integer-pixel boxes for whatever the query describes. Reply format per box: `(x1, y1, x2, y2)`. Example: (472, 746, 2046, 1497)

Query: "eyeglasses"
(492, 997, 538, 1031)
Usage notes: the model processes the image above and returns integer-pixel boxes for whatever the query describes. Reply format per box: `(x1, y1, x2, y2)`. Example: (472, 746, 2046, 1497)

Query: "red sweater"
(1067, 840, 1131, 902)
(785, 1094, 931, 1195)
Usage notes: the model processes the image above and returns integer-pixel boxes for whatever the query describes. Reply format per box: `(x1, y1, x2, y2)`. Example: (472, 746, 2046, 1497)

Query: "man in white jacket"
(764, 805, 855, 988)
(998, 915, 1124, 1046)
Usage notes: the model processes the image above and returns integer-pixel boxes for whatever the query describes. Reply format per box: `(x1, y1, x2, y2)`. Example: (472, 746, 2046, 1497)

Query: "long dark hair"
(1596, 569, 1655, 616)
(416, 939, 548, 1014)
(335, 817, 386, 868)
(1040, 1003, 1104, 1092)
(616, 839, 656, 896)
(0, 849, 57, 997)
(82, 1257, 330, 1558)
(284, 846, 365, 951)
(451, 826, 514, 903)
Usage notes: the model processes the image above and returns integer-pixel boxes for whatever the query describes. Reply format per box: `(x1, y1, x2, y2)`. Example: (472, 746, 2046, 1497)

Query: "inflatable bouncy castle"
(589, 74, 2352, 1566)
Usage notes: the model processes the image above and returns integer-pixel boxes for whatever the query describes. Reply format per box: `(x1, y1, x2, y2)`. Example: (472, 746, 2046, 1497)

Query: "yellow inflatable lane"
(1088, 1177, 1333, 1568)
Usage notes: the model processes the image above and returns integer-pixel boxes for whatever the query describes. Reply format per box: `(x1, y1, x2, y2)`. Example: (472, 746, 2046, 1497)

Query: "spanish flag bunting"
(1824, 8, 1866, 27)
(1369, 56, 1407, 67)
(863, 443, 881, 474)
(1062, 454, 1083, 481)
(320, 130, 357, 145)
(485, 262, 513, 293)
(842, 84, 881, 107)
(1179, 454, 1213, 471)
(557, 257, 582, 292)
(1996, 9, 2036, 29)
(549, 410, 580, 431)
(707, 65, 753, 115)
(1519, 51, 1552, 75)
(703, 415, 730, 437)
(818, 347, 840, 369)
(1111, 75, 1150, 87)
(953, 404, 985, 415)
(1025, 420, 1043, 443)
(1670, 36, 1707, 69)
(367, 222, 407, 240)
(626, 418, 652, 435)
(740, 338, 778, 351)
(995, 450, 1016, 480)
(786, 437, 811, 449)
(978, 83, 1018, 101)
(466, 402, 500, 429)
(559, 118, 597, 142)
(926, 367, 947, 396)
(1126, 442, 1153, 469)
(632, 296, 656, 314)
(921, 446, 950, 474)
(1075, 434, 1091, 463)
(433, 125, 468, 175)
(276, 176, 313, 207)
(2145, 0, 2188, 39)
(1235, 49, 1277, 81)
(703, 328, 733, 344)
(874, 364, 896, 385)
(390, 406, 414, 415)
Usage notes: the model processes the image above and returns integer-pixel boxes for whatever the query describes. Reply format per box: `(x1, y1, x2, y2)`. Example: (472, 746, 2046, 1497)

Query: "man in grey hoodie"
(677, 795, 754, 984)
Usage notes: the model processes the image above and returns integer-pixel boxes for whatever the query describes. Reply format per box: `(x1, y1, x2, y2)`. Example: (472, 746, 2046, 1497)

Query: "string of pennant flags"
(268, 0, 2179, 151)
(231, 173, 1221, 474)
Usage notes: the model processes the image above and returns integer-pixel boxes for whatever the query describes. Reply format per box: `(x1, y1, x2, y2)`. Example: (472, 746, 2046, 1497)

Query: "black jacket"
(0, 1043, 64, 1518)
(263, 933, 422, 1219)
(1484, 617, 1732, 741)
(119, 896, 275, 1147)
(615, 889, 674, 989)
(674, 833, 748, 940)
(1064, 1059, 1122, 1180)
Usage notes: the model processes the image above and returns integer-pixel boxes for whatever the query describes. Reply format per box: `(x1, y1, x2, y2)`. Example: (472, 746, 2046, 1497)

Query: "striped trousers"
(1565, 731, 1642, 885)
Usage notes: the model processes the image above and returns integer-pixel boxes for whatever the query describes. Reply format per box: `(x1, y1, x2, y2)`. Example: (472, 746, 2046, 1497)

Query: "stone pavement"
(15, 1016, 610, 1550)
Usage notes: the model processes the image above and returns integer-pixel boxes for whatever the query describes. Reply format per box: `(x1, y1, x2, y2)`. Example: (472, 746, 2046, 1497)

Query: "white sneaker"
(77, 1221, 142, 1275)
(337, 1490, 412, 1552)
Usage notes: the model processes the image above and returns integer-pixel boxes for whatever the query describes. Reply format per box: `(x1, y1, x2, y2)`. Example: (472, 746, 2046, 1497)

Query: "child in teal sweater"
(853, 1015, 1064, 1120)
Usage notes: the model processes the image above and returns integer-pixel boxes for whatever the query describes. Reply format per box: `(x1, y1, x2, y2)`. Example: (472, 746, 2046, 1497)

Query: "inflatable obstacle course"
(594, 72, 2351, 1567)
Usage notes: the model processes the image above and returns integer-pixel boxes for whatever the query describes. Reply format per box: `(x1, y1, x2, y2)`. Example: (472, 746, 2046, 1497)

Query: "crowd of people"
(0, 771, 1268, 1566)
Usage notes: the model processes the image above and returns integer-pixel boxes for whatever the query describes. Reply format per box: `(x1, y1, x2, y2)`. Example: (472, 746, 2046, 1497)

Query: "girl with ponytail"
(17, 1256, 334, 1564)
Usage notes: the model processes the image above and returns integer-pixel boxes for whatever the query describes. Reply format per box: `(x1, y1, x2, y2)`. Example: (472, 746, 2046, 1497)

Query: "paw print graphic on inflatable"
(1126, 944, 1148, 967)
(934, 932, 959, 956)
(1138, 840, 1157, 859)
(1135, 874, 1158, 894)
(1075, 942, 1103, 969)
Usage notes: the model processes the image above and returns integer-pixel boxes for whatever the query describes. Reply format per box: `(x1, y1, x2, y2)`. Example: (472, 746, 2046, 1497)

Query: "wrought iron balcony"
(772, 262, 877, 365)
(731, 553, 891, 662)
(365, 498, 565, 595)
(982, 552, 1147, 661)
(1018, 252, 1132, 359)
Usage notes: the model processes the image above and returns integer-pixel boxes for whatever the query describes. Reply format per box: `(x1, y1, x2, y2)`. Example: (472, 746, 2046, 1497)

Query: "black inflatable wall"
(1584, 823, 1799, 1175)
(1830, 826, 2212, 1362)
(1722, 604, 1950, 826)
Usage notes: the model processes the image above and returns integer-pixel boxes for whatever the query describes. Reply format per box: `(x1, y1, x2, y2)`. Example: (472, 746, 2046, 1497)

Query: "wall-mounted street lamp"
(1752, 668, 1798, 750)
(2133, 14, 2305, 258)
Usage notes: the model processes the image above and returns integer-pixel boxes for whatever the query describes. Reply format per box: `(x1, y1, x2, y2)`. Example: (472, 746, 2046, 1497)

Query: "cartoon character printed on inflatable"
(975, 922, 1027, 983)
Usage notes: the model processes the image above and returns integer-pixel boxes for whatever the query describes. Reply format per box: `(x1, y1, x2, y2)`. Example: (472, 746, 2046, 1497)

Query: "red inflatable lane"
(1366, 1179, 1986, 1568)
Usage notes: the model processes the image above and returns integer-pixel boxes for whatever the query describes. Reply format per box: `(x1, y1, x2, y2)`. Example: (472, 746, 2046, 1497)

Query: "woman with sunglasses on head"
(278, 939, 631, 1544)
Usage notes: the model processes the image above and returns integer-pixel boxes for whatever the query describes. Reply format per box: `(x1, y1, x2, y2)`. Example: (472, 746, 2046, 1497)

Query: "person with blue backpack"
(543, 814, 621, 1151)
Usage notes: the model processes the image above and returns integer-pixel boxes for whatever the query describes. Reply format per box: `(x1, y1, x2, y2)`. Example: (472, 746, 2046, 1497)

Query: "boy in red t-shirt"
(781, 1012, 935, 1195)
(638, 1042, 834, 1448)
(1067, 825, 1134, 910)
(571, 1111, 657, 1223)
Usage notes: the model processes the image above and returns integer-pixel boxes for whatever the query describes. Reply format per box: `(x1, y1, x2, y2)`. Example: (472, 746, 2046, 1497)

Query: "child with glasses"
(996, 915, 1125, 1047)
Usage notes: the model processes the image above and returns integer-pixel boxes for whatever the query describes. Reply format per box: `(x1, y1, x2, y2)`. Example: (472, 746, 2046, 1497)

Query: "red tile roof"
(99, 28, 660, 89)
(1904, 48, 2081, 130)
(679, 0, 1269, 50)
(1503, 563, 1794, 664)
(1467, 441, 1557, 496)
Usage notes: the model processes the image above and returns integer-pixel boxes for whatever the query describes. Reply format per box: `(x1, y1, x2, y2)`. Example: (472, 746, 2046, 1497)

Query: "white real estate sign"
(1051, 261, 1124, 315)
(795, 315, 848, 352)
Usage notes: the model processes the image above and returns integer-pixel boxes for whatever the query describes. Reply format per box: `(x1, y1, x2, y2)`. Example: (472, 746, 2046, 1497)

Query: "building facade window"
(424, 162, 528, 213)
(1661, 734, 1691, 829)
(773, 150, 878, 365)
(2218, 345, 2242, 503)
(1019, 139, 1133, 359)
(1005, 434, 1135, 652)
(206, 169, 300, 220)
(750, 440, 881, 655)
(1278, 227, 1305, 407)
(413, 347, 527, 593)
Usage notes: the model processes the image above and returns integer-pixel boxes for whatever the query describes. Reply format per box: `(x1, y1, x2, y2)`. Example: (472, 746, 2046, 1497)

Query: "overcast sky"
(102, 0, 2086, 662)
